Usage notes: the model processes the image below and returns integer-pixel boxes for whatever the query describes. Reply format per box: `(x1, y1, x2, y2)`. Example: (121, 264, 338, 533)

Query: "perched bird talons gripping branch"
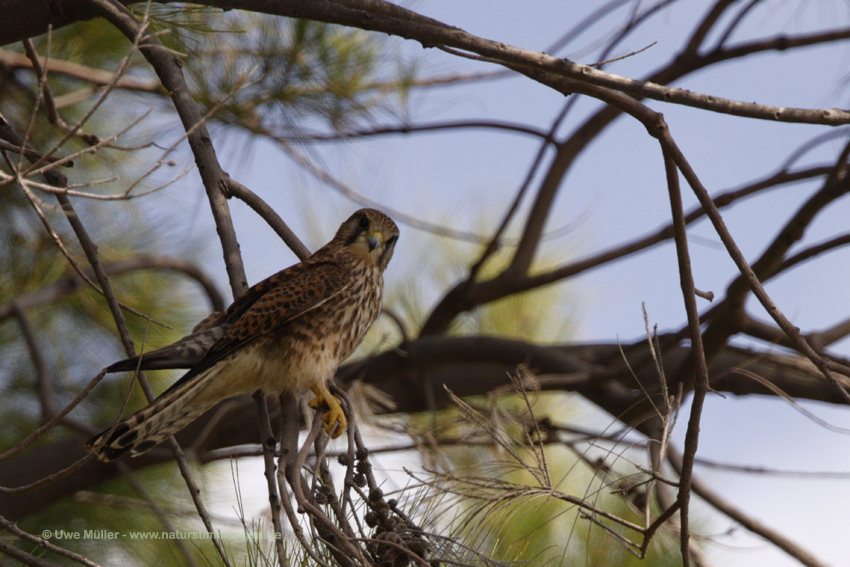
(86, 209, 398, 461)
(309, 384, 347, 438)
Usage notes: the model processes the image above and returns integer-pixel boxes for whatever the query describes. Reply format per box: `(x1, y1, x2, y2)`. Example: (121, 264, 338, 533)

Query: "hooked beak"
(366, 232, 382, 252)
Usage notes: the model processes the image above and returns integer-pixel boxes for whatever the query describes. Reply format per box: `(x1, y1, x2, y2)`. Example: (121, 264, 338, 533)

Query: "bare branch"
(252, 391, 289, 567)
(0, 514, 102, 567)
(115, 462, 201, 567)
(0, 46, 161, 92)
(201, 0, 850, 124)
(85, 0, 248, 296)
(9, 303, 55, 423)
(225, 177, 311, 262)
(0, 139, 71, 166)
(661, 147, 709, 567)
(0, 369, 106, 465)
(279, 120, 552, 143)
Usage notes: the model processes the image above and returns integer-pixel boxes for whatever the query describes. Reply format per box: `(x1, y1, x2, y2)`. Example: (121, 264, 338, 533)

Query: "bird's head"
(334, 209, 399, 270)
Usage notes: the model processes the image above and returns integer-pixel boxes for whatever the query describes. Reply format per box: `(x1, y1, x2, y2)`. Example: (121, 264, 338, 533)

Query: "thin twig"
(10, 302, 55, 422)
(0, 514, 102, 567)
(0, 368, 107, 465)
(115, 462, 201, 567)
(225, 178, 311, 261)
(86, 0, 248, 296)
(661, 147, 710, 567)
(253, 391, 289, 567)
(658, 126, 850, 405)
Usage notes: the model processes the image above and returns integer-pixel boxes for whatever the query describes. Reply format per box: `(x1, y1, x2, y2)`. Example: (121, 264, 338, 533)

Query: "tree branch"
(85, 0, 248, 296)
(662, 146, 709, 566)
(0, 46, 161, 92)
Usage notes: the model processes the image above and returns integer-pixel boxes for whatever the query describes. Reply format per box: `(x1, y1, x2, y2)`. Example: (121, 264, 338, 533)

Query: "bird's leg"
(309, 384, 347, 439)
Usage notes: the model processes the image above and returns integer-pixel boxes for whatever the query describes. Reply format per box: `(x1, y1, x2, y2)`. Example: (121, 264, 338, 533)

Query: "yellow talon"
(309, 385, 347, 438)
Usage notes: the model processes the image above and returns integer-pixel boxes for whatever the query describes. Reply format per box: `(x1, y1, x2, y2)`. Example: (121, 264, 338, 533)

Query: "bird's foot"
(309, 385, 347, 439)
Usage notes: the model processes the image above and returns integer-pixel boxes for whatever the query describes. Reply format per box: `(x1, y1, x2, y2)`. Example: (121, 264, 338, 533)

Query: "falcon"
(87, 209, 398, 461)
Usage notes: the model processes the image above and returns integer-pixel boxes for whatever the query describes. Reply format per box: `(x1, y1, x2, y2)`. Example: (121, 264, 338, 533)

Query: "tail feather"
(107, 325, 228, 373)
(86, 370, 216, 461)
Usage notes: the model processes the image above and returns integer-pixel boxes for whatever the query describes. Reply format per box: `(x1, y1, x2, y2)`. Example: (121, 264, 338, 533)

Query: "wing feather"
(107, 259, 338, 373)
(155, 260, 349, 398)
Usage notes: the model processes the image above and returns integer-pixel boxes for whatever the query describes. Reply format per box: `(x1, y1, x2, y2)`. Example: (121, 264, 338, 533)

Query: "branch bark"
(85, 0, 248, 296)
(4, 334, 844, 521)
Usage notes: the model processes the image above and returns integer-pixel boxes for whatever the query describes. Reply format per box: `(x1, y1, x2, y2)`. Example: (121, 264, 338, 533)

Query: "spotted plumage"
(86, 209, 398, 461)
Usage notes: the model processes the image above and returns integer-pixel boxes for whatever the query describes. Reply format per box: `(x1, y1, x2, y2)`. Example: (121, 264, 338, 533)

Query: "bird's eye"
(386, 235, 398, 247)
(358, 216, 370, 229)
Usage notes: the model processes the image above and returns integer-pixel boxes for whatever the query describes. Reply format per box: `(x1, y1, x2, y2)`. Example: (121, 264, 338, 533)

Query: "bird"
(86, 209, 399, 461)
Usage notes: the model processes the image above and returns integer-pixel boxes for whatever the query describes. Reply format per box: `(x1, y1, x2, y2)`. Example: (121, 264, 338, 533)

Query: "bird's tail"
(86, 369, 216, 462)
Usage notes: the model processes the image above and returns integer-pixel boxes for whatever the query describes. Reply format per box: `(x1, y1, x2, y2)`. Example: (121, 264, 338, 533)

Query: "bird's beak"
(366, 232, 382, 252)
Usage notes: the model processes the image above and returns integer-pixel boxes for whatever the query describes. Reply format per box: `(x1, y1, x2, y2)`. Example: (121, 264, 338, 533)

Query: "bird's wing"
(156, 260, 350, 397)
(106, 260, 325, 373)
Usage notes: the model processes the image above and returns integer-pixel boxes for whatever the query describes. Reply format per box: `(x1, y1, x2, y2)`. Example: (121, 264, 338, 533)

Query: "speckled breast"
(265, 262, 384, 386)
